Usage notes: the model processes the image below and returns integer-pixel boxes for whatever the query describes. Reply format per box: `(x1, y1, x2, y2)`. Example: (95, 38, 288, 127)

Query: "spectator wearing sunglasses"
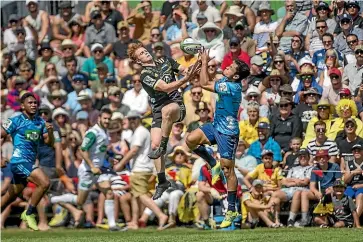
(285, 35, 309, 80)
(221, 36, 250, 70)
(321, 68, 348, 106)
(334, 1, 363, 35)
(334, 14, 363, 56)
(232, 21, 256, 58)
(294, 65, 323, 104)
(99, 0, 123, 31)
(196, 22, 225, 63)
(146, 27, 171, 58)
(240, 86, 269, 121)
(56, 39, 86, 77)
(344, 45, 363, 91)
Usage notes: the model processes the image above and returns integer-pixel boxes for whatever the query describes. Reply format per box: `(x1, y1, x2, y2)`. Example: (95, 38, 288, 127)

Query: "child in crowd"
(282, 137, 303, 175)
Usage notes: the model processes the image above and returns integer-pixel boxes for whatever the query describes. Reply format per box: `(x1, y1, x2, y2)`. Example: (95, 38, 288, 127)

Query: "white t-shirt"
(3, 27, 34, 51)
(130, 125, 154, 173)
(192, 6, 221, 25)
(122, 89, 149, 114)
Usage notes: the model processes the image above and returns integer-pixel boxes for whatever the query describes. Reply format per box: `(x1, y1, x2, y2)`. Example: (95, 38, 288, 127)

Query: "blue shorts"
(199, 123, 238, 160)
(345, 186, 363, 198)
(9, 162, 37, 186)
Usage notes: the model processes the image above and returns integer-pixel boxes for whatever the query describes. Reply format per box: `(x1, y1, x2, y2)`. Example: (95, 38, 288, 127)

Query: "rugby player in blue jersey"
(1, 92, 55, 231)
(186, 48, 250, 228)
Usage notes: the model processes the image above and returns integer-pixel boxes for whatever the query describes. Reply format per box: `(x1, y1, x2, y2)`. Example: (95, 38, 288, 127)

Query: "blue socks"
(227, 191, 237, 212)
(193, 145, 217, 167)
(26, 205, 37, 215)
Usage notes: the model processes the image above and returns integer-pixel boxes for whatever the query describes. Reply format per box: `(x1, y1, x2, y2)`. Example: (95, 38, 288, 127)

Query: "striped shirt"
(307, 138, 339, 157)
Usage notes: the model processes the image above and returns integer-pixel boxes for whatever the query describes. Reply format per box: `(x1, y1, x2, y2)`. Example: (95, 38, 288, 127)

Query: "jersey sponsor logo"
(217, 83, 227, 92)
(13, 148, 21, 157)
(25, 130, 40, 141)
(143, 76, 156, 87)
(99, 145, 107, 153)
(2, 119, 12, 131)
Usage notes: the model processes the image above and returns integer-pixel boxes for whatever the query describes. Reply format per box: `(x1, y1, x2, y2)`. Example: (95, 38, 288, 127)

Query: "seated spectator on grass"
(24, 0, 51, 44)
(259, 69, 289, 106)
(122, 74, 148, 116)
(102, 86, 130, 117)
(343, 143, 363, 223)
(270, 148, 313, 227)
(13, 27, 36, 61)
(232, 21, 256, 58)
(344, 45, 363, 92)
(240, 85, 269, 120)
(248, 122, 282, 165)
(246, 55, 266, 88)
(294, 65, 323, 104)
(52, 1, 80, 44)
(286, 35, 309, 81)
(3, 14, 34, 51)
(244, 149, 283, 195)
(35, 42, 60, 81)
(297, 149, 342, 227)
(64, 74, 92, 116)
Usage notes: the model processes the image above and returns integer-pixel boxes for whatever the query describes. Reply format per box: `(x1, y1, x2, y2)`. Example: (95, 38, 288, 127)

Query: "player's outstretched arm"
(199, 48, 215, 92)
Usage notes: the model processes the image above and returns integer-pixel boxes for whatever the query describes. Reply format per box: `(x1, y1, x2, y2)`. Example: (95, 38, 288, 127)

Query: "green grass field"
(2, 227, 363, 242)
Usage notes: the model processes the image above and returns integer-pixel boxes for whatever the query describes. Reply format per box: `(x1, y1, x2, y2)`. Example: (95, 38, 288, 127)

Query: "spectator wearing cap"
(334, 13, 363, 56)
(81, 43, 114, 82)
(247, 122, 282, 165)
(298, 149, 342, 227)
(56, 39, 86, 77)
(337, 118, 363, 170)
(232, 21, 256, 58)
(343, 143, 363, 221)
(335, 1, 363, 35)
(102, 86, 130, 117)
(306, 120, 339, 163)
(327, 99, 363, 140)
(6, 76, 38, 111)
(253, 4, 278, 51)
(68, 16, 89, 57)
(3, 14, 34, 50)
(246, 55, 267, 87)
(84, 9, 116, 55)
(221, 36, 250, 70)
(271, 147, 313, 227)
(196, 22, 225, 63)
(344, 45, 363, 91)
(294, 65, 323, 104)
(122, 74, 149, 116)
(112, 21, 140, 64)
(321, 68, 348, 106)
(99, 0, 123, 31)
(77, 90, 99, 126)
(152, 42, 167, 61)
(127, 1, 160, 45)
(275, 0, 308, 52)
(303, 99, 335, 148)
(146, 27, 172, 58)
(295, 87, 321, 131)
(52, 1, 81, 42)
(312, 33, 344, 77)
(192, 0, 221, 27)
(35, 42, 60, 82)
(186, 101, 211, 134)
(240, 85, 269, 121)
(305, 2, 337, 55)
(24, 0, 51, 44)
(73, 110, 90, 137)
(244, 150, 283, 195)
(270, 97, 303, 152)
(239, 101, 269, 147)
(286, 35, 310, 80)
(222, 5, 243, 41)
(192, 12, 209, 40)
(64, 74, 92, 115)
(240, 179, 276, 228)
(259, 69, 289, 106)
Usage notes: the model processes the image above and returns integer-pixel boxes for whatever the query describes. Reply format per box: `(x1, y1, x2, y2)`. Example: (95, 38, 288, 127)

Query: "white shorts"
(281, 187, 309, 200)
(77, 164, 113, 191)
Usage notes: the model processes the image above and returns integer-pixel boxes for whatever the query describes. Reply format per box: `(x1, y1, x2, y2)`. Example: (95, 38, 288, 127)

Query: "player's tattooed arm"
(43, 122, 55, 147)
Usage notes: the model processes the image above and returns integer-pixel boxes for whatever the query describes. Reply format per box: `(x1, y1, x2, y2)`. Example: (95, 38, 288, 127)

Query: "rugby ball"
(180, 38, 202, 55)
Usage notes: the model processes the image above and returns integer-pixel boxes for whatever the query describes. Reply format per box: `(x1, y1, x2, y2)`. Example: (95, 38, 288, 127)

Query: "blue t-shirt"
(213, 77, 242, 136)
(311, 163, 342, 190)
(2, 114, 47, 164)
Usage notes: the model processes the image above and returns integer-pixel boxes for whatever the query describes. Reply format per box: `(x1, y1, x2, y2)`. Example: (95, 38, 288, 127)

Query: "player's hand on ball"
(91, 167, 101, 175)
(45, 122, 53, 131)
(200, 47, 210, 64)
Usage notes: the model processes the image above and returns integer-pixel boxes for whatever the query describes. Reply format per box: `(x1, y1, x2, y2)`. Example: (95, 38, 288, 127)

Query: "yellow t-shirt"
(239, 117, 269, 146)
(166, 165, 192, 188)
(241, 192, 268, 223)
(248, 164, 283, 188)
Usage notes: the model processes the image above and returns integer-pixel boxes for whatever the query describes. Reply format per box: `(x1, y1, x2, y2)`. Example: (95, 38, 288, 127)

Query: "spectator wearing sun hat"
(240, 85, 269, 120)
(56, 39, 86, 77)
(253, 3, 278, 51)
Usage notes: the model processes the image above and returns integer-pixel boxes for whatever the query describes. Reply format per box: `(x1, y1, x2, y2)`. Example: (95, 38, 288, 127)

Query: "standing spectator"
(81, 43, 114, 82)
(192, 0, 222, 27)
(334, 14, 363, 56)
(344, 45, 363, 92)
(270, 97, 303, 152)
(84, 10, 116, 55)
(122, 74, 149, 116)
(222, 6, 243, 41)
(253, 4, 278, 52)
(114, 111, 168, 230)
(247, 122, 282, 165)
(232, 21, 256, 58)
(100, 0, 123, 31)
(52, 1, 80, 43)
(56, 39, 86, 77)
(221, 36, 250, 70)
(343, 143, 363, 223)
(146, 27, 172, 58)
(275, 0, 308, 52)
(24, 0, 51, 44)
(127, 1, 160, 45)
(306, 121, 339, 163)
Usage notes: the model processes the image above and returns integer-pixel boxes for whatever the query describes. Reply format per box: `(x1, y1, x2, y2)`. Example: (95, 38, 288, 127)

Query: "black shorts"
(151, 101, 186, 128)
(327, 215, 354, 227)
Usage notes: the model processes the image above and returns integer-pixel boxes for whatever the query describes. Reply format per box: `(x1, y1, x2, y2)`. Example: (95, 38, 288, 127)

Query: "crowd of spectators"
(1, 0, 363, 230)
